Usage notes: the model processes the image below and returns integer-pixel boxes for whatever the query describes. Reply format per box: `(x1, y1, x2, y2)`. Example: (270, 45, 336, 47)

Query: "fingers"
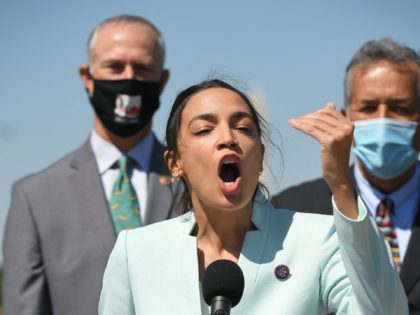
(290, 102, 356, 198)
(325, 102, 336, 111)
(289, 102, 353, 143)
(292, 102, 347, 125)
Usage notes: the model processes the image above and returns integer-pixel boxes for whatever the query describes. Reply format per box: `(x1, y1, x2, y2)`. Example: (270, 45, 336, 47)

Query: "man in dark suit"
(3, 15, 182, 315)
(272, 38, 420, 314)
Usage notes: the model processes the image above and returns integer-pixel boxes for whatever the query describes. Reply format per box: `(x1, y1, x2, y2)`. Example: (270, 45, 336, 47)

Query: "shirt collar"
(390, 164, 420, 205)
(90, 129, 155, 174)
(354, 163, 420, 215)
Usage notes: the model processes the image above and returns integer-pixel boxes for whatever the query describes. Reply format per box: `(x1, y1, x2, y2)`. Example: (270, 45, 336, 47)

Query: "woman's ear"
(260, 144, 265, 173)
(164, 150, 183, 178)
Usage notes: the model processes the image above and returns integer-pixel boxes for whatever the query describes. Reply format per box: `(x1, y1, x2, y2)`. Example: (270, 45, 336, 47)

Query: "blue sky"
(1, 0, 420, 261)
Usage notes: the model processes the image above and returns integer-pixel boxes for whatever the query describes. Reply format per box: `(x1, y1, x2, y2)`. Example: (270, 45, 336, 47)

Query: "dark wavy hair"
(165, 79, 270, 214)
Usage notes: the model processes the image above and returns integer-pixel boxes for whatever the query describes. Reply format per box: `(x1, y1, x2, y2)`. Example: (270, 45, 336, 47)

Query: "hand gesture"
(289, 102, 358, 218)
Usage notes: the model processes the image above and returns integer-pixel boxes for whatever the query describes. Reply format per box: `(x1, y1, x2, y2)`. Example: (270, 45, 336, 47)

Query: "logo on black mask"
(114, 94, 142, 123)
(88, 79, 161, 137)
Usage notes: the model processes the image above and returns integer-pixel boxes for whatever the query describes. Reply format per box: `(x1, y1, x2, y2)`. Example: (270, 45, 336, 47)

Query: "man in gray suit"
(3, 15, 182, 315)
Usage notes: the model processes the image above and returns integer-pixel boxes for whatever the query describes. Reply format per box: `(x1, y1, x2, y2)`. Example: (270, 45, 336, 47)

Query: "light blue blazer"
(99, 195, 408, 314)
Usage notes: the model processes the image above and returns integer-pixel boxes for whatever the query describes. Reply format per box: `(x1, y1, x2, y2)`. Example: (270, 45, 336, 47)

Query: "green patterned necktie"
(108, 155, 142, 235)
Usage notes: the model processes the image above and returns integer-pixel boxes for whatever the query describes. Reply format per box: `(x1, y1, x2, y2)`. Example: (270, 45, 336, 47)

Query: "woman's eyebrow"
(231, 111, 253, 121)
(187, 111, 253, 127)
(188, 113, 217, 127)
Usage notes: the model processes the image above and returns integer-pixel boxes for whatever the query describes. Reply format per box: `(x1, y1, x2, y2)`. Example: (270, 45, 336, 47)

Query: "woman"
(99, 79, 407, 314)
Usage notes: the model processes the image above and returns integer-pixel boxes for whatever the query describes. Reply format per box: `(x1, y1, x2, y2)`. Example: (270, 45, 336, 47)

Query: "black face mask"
(88, 79, 161, 137)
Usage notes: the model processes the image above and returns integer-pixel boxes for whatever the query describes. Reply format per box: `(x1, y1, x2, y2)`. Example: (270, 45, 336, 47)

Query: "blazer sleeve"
(321, 196, 408, 314)
(2, 182, 52, 315)
(99, 230, 135, 315)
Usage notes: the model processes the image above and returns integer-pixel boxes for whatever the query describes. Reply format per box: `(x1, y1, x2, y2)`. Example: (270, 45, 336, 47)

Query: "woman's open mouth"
(219, 156, 241, 193)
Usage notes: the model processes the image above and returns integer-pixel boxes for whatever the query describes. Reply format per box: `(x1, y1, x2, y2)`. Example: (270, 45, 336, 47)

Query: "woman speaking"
(99, 79, 408, 314)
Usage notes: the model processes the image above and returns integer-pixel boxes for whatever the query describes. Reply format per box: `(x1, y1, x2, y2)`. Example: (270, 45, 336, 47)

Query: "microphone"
(202, 259, 245, 315)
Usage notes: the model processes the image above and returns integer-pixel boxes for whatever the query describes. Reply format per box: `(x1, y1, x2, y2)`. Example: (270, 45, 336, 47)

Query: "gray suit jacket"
(2, 136, 183, 315)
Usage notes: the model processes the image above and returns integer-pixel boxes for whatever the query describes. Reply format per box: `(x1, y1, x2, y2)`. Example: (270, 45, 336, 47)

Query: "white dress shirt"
(354, 162, 420, 262)
(90, 130, 154, 222)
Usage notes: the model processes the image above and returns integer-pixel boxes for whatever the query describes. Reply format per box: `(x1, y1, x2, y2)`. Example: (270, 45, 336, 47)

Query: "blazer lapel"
(400, 202, 420, 293)
(176, 212, 202, 314)
(235, 197, 271, 313)
(69, 140, 116, 251)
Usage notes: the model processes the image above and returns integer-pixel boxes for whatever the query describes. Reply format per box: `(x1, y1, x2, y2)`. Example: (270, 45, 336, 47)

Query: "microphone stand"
(210, 296, 232, 315)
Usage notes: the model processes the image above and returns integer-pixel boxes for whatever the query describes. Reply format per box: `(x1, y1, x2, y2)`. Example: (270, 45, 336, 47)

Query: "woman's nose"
(216, 128, 238, 150)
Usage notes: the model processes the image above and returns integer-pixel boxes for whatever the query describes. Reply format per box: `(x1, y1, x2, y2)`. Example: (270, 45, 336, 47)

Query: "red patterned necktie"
(375, 198, 401, 272)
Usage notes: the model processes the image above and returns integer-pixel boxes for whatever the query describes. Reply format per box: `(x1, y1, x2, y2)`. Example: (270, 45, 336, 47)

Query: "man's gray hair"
(87, 15, 166, 68)
(344, 38, 420, 106)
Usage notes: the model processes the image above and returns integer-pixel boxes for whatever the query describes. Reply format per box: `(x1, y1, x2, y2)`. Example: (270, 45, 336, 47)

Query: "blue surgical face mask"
(352, 118, 419, 180)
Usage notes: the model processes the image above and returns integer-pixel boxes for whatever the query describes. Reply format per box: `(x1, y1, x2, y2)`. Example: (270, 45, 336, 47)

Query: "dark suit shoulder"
(151, 134, 167, 152)
(270, 177, 333, 215)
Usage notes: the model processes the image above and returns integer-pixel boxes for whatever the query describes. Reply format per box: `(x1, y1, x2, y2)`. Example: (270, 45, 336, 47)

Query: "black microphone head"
(202, 259, 245, 307)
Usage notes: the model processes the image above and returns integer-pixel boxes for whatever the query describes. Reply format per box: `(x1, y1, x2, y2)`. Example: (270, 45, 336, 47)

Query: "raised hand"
(289, 102, 358, 218)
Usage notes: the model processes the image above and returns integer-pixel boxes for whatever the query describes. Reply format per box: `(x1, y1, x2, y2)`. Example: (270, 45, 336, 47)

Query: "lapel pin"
(275, 264, 291, 281)
(159, 175, 173, 186)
